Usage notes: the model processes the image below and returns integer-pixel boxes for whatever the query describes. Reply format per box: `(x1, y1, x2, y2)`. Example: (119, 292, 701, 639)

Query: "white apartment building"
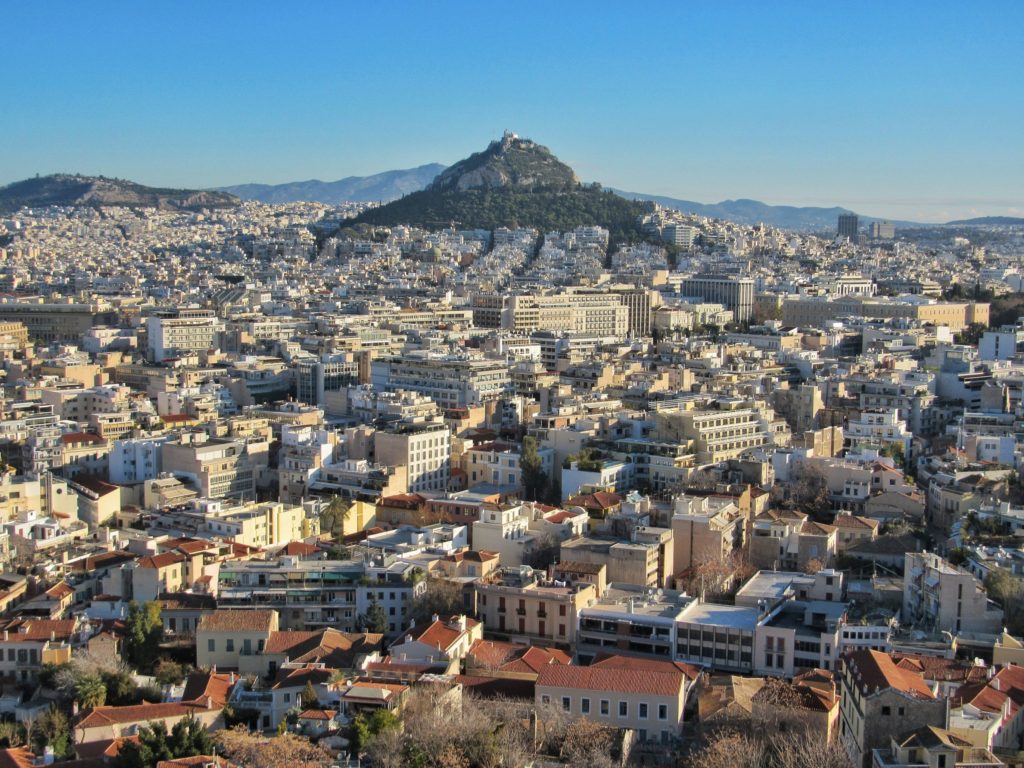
(374, 419, 451, 494)
(370, 353, 510, 408)
(146, 309, 223, 362)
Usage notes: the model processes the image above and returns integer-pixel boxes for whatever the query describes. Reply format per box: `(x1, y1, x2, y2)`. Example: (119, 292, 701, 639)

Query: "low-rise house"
(196, 609, 279, 674)
(871, 725, 1005, 768)
(535, 654, 699, 745)
(388, 615, 483, 672)
(0, 617, 77, 682)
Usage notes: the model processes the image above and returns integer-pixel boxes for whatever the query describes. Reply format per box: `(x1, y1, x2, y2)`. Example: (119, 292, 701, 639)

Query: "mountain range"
(2, 151, 1021, 230)
(218, 163, 445, 204)
(0, 174, 238, 213)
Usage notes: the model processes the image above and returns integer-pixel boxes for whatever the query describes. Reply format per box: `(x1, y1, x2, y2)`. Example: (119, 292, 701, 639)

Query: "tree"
(364, 726, 406, 768)
(320, 495, 352, 537)
(116, 716, 214, 768)
(348, 714, 371, 758)
(520, 436, 547, 502)
(154, 659, 188, 686)
(102, 669, 140, 706)
(300, 680, 319, 709)
(560, 719, 617, 768)
(75, 674, 107, 710)
(29, 707, 70, 760)
(955, 322, 988, 346)
(789, 463, 832, 520)
(125, 601, 163, 671)
(358, 596, 389, 634)
(410, 577, 464, 625)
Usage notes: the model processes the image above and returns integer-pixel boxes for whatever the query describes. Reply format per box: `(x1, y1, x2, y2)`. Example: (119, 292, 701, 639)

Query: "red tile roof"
(536, 663, 686, 697)
(77, 702, 211, 728)
(0, 618, 76, 642)
(0, 748, 34, 768)
(181, 671, 235, 708)
(397, 616, 478, 652)
(845, 649, 935, 699)
(61, 432, 105, 445)
(137, 552, 186, 570)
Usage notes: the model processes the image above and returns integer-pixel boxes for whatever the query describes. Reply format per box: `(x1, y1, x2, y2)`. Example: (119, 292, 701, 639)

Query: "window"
(208, 639, 215, 652)
(226, 639, 234, 652)
(582, 698, 590, 714)
(284, 693, 290, 703)
(600, 700, 609, 715)
(619, 701, 628, 718)
(898, 707, 905, 716)
(881, 706, 891, 716)
(562, 697, 571, 711)
(658, 704, 667, 720)
(639, 703, 648, 719)
(541, 695, 550, 705)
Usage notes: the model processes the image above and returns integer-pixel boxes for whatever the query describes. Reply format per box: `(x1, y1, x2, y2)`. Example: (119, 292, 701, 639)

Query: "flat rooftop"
(679, 602, 759, 631)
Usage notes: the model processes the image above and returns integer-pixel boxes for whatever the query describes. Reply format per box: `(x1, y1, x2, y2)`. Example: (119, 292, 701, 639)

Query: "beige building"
(782, 295, 988, 332)
(475, 568, 595, 646)
(162, 432, 258, 500)
(196, 609, 279, 673)
(374, 420, 451, 494)
(536, 654, 696, 745)
(560, 530, 673, 590)
(671, 495, 742, 572)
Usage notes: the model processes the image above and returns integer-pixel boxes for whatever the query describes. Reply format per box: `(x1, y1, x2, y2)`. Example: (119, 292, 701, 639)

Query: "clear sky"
(3, 1, 1022, 222)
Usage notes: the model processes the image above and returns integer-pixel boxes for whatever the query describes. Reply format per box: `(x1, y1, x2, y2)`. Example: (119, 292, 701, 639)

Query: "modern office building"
(679, 276, 755, 322)
(838, 213, 859, 242)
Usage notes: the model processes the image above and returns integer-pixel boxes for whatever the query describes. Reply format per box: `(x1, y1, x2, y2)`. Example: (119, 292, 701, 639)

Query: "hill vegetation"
(340, 135, 651, 241)
(0, 174, 239, 213)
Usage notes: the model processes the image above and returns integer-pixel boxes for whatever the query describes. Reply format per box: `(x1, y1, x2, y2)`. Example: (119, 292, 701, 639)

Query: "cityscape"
(0, 4, 1023, 768)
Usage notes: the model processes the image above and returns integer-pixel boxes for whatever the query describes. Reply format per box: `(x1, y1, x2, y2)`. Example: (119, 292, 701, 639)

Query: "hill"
(219, 163, 445, 204)
(0, 174, 239, 213)
(340, 135, 649, 240)
(428, 133, 579, 192)
(944, 216, 1024, 226)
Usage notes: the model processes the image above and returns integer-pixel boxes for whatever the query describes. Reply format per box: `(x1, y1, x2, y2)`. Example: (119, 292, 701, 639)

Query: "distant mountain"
(0, 174, 238, 213)
(944, 216, 1024, 226)
(610, 190, 867, 231)
(340, 135, 650, 241)
(219, 164, 446, 204)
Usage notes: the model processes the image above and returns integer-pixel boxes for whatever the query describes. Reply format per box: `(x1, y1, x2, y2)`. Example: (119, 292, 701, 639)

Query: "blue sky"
(2, 1, 1022, 222)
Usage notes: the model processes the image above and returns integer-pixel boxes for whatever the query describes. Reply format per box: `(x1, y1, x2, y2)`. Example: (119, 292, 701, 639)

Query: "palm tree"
(75, 675, 106, 711)
(317, 496, 352, 537)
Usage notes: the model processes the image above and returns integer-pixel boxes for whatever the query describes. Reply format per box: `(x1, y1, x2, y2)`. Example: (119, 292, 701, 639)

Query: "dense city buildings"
(0, 141, 1022, 768)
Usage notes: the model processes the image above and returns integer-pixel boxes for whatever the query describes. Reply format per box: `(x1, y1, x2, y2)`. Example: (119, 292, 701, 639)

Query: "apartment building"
(670, 494, 742, 572)
(902, 552, 1004, 635)
(146, 308, 223, 362)
(371, 352, 510, 408)
(374, 418, 451, 494)
(576, 585, 692, 663)
(839, 649, 946, 768)
(162, 431, 259, 501)
(475, 566, 595, 646)
(216, 555, 424, 634)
